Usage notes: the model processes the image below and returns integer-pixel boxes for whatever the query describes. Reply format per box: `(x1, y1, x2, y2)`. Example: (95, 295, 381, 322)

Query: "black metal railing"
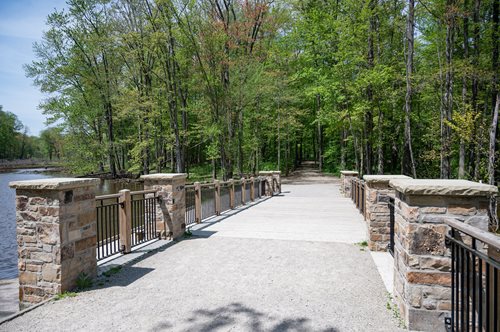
(388, 196, 395, 256)
(201, 185, 216, 220)
(183, 177, 269, 229)
(96, 195, 121, 260)
(234, 182, 242, 207)
(359, 180, 365, 216)
(185, 186, 196, 226)
(220, 183, 231, 212)
(445, 219, 500, 331)
(130, 191, 158, 247)
(245, 183, 251, 203)
(254, 179, 261, 199)
(350, 178, 365, 217)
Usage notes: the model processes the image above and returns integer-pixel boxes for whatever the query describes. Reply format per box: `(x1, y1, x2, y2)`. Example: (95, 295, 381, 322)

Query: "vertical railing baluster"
(472, 238, 476, 331)
(195, 182, 201, 223)
(461, 245, 465, 330)
(451, 233, 455, 331)
(494, 268, 498, 332)
(486, 262, 490, 331)
(466, 250, 470, 331)
(478, 256, 483, 332)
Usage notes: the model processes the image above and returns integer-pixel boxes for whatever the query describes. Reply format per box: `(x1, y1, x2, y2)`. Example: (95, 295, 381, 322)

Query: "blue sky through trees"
(0, 0, 66, 135)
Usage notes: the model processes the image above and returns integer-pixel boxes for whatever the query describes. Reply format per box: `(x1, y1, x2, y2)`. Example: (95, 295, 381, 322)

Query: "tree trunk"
(472, 0, 482, 180)
(365, 0, 377, 175)
(488, 94, 499, 231)
(377, 106, 384, 174)
(459, 0, 470, 179)
(105, 101, 116, 178)
(340, 128, 346, 170)
(488, 94, 499, 185)
(403, 0, 418, 178)
(277, 106, 281, 170)
(441, 0, 455, 179)
(317, 94, 322, 172)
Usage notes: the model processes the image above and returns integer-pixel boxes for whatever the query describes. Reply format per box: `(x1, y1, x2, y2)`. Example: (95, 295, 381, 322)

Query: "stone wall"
(363, 175, 411, 251)
(389, 179, 497, 331)
(141, 174, 187, 240)
(258, 171, 281, 196)
(340, 171, 358, 198)
(10, 178, 99, 307)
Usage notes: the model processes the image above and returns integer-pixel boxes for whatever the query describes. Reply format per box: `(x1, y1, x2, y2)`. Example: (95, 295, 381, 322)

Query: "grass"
(102, 266, 122, 278)
(356, 240, 368, 251)
(184, 228, 193, 237)
(54, 292, 77, 301)
(52, 272, 95, 302)
(385, 292, 406, 329)
(75, 272, 93, 290)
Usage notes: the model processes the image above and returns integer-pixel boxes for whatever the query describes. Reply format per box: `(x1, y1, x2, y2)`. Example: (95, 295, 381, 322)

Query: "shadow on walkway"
(149, 302, 339, 332)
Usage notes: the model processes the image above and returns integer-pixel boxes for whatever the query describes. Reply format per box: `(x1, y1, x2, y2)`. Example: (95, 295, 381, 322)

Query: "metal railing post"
(214, 180, 221, 215)
(241, 177, 246, 205)
(250, 177, 255, 201)
(118, 189, 132, 254)
(194, 182, 201, 223)
(229, 179, 235, 209)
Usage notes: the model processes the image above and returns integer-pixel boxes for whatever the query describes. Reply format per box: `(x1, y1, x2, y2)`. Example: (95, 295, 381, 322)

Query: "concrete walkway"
(0, 170, 403, 332)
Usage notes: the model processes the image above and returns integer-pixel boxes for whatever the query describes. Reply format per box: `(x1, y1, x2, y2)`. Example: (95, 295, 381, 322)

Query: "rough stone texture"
(9, 179, 99, 307)
(141, 173, 187, 240)
(389, 179, 498, 197)
(364, 175, 411, 186)
(9, 178, 99, 190)
(258, 171, 281, 196)
(363, 175, 411, 251)
(340, 170, 358, 198)
(273, 171, 282, 193)
(391, 181, 496, 331)
(0, 181, 403, 332)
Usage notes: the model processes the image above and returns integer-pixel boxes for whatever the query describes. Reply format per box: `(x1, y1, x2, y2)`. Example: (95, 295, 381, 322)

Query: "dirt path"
(281, 161, 339, 185)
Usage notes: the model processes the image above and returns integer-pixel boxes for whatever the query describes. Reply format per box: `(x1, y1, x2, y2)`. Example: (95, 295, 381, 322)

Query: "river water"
(0, 169, 142, 280)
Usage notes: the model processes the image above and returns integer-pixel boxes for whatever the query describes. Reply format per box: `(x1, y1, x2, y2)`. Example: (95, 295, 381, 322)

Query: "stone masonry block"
(10, 178, 99, 307)
(389, 178, 497, 331)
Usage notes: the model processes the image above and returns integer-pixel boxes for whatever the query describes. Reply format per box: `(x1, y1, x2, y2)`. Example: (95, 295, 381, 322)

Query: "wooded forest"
(0, 105, 55, 160)
(25, 0, 500, 184)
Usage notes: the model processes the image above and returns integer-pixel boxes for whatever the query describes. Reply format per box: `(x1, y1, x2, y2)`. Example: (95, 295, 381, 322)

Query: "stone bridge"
(1, 167, 405, 331)
(1, 165, 498, 332)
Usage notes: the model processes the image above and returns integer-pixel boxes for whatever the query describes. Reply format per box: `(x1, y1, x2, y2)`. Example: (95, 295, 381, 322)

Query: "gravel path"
(1, 167, 403, 332)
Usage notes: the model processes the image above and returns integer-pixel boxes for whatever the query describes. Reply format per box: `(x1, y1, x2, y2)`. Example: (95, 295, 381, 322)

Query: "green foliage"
(0, 105, 45, 160)
(54, 292, 77, 301)
(102, 266, 122, 278)
(75, 272, 93, 290)
(23, 0, 500, 184)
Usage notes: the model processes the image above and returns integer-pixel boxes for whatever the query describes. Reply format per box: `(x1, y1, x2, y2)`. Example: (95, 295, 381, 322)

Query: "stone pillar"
(10, 178, 99, 307)
(340, 171, 359, 197)
(388, 179, 497, 331)
(363, 175, 411, 251)
(141, 174, 187, 240)
(272, 171, 281, 193)
(258, 171, 275, 196)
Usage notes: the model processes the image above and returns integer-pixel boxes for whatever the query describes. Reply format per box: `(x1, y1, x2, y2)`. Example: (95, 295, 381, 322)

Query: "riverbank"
(0, 159, 62, 170)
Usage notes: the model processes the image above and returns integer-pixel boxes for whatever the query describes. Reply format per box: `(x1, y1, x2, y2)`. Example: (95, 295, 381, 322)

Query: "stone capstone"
(389, 179, 498, 196)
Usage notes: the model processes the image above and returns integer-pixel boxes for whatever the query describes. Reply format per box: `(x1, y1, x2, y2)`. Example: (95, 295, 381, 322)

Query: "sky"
(0, 0, 67, 136)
